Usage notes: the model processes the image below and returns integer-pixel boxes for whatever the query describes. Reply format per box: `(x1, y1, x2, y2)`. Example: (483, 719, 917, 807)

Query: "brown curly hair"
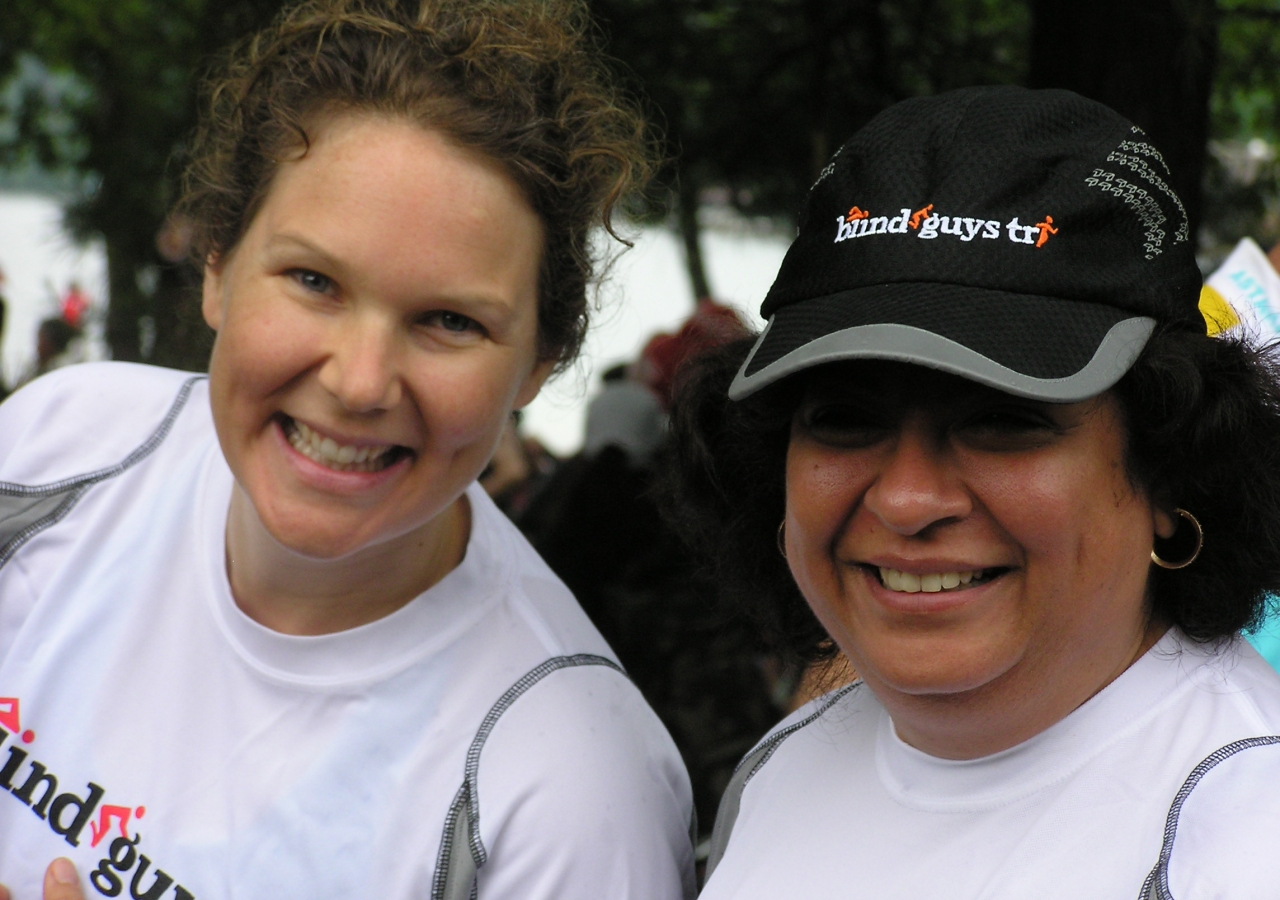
(180, 0, 653, 368)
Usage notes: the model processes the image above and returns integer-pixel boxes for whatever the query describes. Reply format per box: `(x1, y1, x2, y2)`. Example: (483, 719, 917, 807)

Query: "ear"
(1153, 504, 1178, 541)
(201, 258, 225, 331)
(513, 358, 556, 410)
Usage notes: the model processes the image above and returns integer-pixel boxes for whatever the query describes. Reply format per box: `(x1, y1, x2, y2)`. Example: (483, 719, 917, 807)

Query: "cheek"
(969, 454, 1150, 592)
(213, 300, 316, 390)
(411, 355, 529, 447)
(784, 441, 872, 587)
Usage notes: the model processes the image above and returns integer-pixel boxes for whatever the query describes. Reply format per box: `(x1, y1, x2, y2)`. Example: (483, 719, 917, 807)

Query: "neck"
(879, 618, 1168, 760)
(223, 486, 471, 636)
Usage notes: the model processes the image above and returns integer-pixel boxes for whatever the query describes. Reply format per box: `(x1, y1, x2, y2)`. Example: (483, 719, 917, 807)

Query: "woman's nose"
(317, 320, 402, 413)
(862, 418, 970, 536)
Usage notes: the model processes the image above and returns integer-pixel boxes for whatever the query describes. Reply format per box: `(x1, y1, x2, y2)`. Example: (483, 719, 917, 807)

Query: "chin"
(863, 640, 1019, 699)
(272, 525, 373, 561)
(253, 503, 385, 561)
(882, 668, 1003, 698)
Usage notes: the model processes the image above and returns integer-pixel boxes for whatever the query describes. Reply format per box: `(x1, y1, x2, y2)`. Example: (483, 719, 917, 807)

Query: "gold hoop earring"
(777, 520, 787, 559)
(1151, 508, 1203, 570)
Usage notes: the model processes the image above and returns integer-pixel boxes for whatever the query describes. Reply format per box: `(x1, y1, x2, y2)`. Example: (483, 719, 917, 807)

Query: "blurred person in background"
(582, 361, 666, 463)
(0, 1, 696, 898)
(479, 410, 558, 519)
(639, 298, 749, 411)
(519, 309, 780, 859)
(668, 87, 1280, 896)
(58, 282, 89, 330)
(33, 317, 83, 374)
(13, 316, 86, 389)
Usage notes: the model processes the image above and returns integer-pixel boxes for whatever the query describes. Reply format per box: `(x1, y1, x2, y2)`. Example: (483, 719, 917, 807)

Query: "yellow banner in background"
(1199, 285, 1240, 336)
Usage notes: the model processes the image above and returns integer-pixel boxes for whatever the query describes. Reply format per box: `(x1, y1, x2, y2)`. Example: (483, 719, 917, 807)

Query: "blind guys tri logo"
(0, 696, 196, 900)
(834, 204, 1058, 248)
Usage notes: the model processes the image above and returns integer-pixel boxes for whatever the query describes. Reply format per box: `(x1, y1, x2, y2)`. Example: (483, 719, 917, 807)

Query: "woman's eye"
(291, 269, 334, 294)
(958, 407, 1058, 446)
(420, 311, 485, 337)
(799, 403, 888, 445)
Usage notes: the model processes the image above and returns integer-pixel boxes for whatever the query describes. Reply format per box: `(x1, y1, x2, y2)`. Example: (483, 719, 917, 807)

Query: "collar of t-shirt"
(197, 451, 511, 689)
(874, 629, 1221, 811)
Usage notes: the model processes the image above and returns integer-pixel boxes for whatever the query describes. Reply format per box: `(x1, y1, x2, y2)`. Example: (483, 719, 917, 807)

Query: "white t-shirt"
(0, 362, 695, 900)
(701, 629, 1280, 898)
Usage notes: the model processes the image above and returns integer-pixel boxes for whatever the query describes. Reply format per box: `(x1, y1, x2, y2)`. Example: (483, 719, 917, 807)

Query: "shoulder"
(701, 682, 869, 883)
(465, 485, 616, 660)
(0, 363, 206, 483)
(743, 681, 870, 778)
(1157, 735, 1280, 896)
(1140, 635, 1280, 895)
(1175, 633, 1280, 729)
(478, 659, 688, 805)
(470, 659, 695, 899)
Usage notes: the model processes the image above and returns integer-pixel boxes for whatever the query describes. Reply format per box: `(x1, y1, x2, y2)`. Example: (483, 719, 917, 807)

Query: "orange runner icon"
(845, 206, 870, 223)
(908, 204, 934, 229)
(1035, 215, 1058, 248)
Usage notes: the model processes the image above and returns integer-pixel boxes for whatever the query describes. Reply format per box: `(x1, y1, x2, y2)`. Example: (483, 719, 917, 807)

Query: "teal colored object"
(1246, 604, 1280, 672)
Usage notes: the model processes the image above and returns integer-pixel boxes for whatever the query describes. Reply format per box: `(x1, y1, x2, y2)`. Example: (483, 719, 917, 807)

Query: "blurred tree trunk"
(149, 264, 214, 371)
(103, 238, 147, 363)
(1028, 0, 1218, 234)
(0, 0, 286, 374)
(676, 176, 711, 301)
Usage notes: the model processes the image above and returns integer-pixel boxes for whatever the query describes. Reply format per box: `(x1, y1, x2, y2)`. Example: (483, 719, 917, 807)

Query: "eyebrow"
(262, 232, 345, 272)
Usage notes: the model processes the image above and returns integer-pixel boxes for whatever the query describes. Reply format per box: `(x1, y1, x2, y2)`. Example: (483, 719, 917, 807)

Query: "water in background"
(0, 193, 108, 388)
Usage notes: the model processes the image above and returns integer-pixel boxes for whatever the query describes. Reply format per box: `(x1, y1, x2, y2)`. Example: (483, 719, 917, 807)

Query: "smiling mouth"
(280, 416, 409, 473)
(875, 566, 1007, 594)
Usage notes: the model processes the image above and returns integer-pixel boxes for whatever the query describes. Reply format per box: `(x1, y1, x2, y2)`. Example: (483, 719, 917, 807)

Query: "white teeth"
(285, 419, 397, 473)
(878, 567, 985, 594)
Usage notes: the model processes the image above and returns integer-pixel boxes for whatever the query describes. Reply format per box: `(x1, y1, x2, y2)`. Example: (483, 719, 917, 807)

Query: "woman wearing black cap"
(668, 86, 1280, 896)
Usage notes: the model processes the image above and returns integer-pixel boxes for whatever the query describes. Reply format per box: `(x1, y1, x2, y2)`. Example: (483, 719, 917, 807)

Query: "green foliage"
(0, 0, 286, 367)
(1214, 1, 1280, 142)
(1203, 2, 1280, 262)
(594, 0, 1029, 224)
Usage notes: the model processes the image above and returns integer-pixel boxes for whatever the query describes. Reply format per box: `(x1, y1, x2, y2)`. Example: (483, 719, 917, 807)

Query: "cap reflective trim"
(728, 316, 1156, 402)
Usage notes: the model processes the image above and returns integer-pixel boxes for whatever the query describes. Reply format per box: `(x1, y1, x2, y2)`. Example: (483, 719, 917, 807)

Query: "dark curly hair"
(179, 0, 653, 369)
(663, 329, 1280, 666)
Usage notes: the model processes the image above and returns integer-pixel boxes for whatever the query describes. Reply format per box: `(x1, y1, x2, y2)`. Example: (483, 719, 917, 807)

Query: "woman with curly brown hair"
(0, 2, 695, 898)
(667, 87, 1280, 897)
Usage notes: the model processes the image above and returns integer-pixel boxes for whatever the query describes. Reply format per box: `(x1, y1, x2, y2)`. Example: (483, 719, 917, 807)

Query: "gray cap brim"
(729, 315, 1156, 402)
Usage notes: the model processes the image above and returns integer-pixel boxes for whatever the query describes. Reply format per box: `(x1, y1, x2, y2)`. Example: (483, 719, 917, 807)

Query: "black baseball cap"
(729, 86, 1205, 402)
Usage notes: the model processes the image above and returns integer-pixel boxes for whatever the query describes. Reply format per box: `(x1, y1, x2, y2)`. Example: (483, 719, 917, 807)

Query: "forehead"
(241, 113, 543, 292)
(243, 111, 541, 249)
(801, 361, 1026, 407)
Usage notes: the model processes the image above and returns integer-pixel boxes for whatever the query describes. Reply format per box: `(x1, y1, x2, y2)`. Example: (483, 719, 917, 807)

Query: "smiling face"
(202, 113, 550, 563)
(784, 362, 1173, 756)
